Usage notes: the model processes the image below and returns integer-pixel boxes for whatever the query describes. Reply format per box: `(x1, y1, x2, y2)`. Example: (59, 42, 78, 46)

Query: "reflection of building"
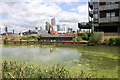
(88, 0, 120, 32)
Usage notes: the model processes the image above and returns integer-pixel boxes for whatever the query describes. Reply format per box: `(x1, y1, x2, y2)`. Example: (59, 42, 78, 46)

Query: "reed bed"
(2, 60, 72, 78)
(2, 60, 116, 79)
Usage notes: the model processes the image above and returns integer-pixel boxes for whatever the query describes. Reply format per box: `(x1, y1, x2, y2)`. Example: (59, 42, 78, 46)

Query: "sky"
(0, 0, 89, 33)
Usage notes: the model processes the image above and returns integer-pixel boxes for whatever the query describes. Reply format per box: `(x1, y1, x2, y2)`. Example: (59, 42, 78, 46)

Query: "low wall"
(39, 37, 75, 41)
(104, 32, 119, 39)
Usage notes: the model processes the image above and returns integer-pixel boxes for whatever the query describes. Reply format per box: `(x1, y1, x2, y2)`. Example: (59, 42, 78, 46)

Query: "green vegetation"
(20, 36, 37, 40)
(3, 38, 8, 45)
(102, 37, 120, 46)
(2, 60, 83, 78)
(108, 37, 120, 46)
(72, 37, 83, 42)
(89, 32, 104, 45)
(2, 60, 118, 78)
(73, 32, 91, 41)
(37, 35, 42, 41)
(82, 32, 91, 41)
(10, 38, 15, 41)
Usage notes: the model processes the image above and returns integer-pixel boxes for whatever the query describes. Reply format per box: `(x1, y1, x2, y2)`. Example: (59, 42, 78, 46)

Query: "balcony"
(89, 2, 93, 9)
(99, 4, 119, 11)
(99, 17, 119, 23)
(89, 11, 93, 17)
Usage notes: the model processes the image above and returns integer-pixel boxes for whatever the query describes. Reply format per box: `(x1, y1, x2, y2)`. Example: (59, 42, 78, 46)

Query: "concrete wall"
(104, 32, 120, 39)
(39, 37, 75, 41)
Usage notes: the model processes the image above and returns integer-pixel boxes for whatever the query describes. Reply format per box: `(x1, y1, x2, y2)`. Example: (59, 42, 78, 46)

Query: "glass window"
(94, 2, 98, 8)
(111, 12, 115, 17)
(106, 2, 115, 5)
(106, 13, 110, 17)
(94, 14, 98, 19)
(106, 2, 111, 5)
(110, 2, 115, 5)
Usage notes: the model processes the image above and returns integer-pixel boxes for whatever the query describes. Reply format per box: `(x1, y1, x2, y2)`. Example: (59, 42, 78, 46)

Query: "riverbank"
(4, 40, 89, 45)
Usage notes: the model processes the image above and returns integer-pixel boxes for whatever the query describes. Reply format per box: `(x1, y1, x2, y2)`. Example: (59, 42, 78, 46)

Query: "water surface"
(1, 45, 118, 77)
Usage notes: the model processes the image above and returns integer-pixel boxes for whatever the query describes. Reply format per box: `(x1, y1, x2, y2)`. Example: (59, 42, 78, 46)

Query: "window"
(106, 12, 115, 17)
(94, 8, 98, 11)
(94, 2, 98, 8)
(94, 14, 98, 19)
(110, 2, 115, 5)
(106, 13, 110, 17)
(111, 12, 115, 17)
(106, 2, 111, 5)
(106, 2, 115, 5)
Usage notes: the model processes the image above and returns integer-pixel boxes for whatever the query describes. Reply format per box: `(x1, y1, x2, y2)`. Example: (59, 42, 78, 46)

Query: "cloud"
(0, 0, 88, 2)
(70, 3, 88, 22)
(76, 3, 88, 15)
(0, 1, 88, 33)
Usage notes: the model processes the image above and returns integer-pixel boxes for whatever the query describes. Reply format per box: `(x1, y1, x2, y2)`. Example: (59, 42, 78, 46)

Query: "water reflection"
(50, 48, 56, 53)
(2, 47, 81, 65)
(1, 46, 118, 70)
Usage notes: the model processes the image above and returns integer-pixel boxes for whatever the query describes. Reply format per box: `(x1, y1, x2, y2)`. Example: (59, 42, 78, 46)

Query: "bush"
(72, 37, 83, 42)
(10, 38, 15, 41)
(20, 36, 37, 40)
(37, 35, 42, 41)
(3, 38, 8, 45)
(102, 39, 109, 45)
(89, 32, 104, 45)
(108, 37, 120, 46)
(82, 32, 91, 41)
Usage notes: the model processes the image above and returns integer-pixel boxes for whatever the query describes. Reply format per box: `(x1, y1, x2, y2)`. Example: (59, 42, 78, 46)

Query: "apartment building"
(89, 1, 120, 32)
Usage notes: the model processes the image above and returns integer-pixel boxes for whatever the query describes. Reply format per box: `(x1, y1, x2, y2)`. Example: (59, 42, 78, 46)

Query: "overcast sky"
(0, 0, 88, 33)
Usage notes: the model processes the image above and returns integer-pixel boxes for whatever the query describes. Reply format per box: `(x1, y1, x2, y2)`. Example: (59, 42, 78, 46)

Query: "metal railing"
(99, 17, 119, 23)
(99, 4, 119, 11)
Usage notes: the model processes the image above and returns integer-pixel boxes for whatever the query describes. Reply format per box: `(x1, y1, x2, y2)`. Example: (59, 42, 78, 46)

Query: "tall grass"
(2, 60, 71, 78)
(2, 59, 118, 78)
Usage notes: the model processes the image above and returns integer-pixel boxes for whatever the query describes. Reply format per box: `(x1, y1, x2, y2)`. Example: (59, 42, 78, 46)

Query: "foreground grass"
(2, 60, 118, 79)
(1, 60, 96, 78)
(2, 60, 70, 78)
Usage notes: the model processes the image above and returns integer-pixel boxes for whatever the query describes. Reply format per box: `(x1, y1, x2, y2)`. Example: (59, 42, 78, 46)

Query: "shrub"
(90, 32, 104, 45)
(102, 39, 109, 45)
(10, 38, 15, 41)
(72, 37, 83, 42)
(82, 32, 91, 41)
(3, 38, 8, 45)
(20, 36, 37, 40)
(37, 35, 42, 41)
(108, 37, 120, 46)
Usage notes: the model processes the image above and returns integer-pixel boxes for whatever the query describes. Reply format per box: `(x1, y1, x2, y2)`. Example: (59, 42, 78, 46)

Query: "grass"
(2, 60, 118, 78)
(2, 60, 70, 78)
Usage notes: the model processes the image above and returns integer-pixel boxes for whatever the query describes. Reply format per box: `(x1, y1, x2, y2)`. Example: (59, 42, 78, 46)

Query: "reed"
(2, 60, 71, 78)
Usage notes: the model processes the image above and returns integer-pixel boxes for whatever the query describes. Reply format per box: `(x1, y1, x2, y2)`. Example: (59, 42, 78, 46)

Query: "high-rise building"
(51, 18, 56, 26)
(57, 25, 60, 31)
(45, 22, 49, 31)
(88, 0, 120, 32)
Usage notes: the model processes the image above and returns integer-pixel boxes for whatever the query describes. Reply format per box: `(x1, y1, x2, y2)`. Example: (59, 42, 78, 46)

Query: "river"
(1, 45, 119, 78)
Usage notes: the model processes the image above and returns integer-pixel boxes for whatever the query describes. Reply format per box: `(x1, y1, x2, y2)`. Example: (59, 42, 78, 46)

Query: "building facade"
(89, 0, 120, 32)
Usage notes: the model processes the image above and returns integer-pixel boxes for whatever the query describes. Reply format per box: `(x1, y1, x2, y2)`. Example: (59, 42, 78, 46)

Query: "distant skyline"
(0, 0, 88, 33)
